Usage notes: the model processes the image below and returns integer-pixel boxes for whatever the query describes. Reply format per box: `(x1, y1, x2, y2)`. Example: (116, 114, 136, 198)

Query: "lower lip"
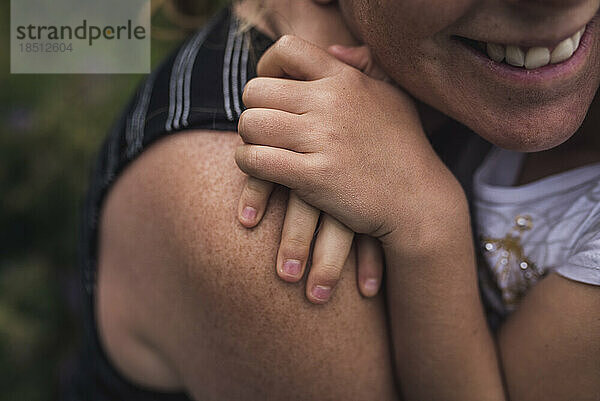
(458, 16, 597, 85)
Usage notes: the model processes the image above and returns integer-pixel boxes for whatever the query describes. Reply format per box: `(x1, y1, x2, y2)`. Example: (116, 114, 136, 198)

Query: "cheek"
(340, 0, 476, 98)
(342, 0, 472, 41)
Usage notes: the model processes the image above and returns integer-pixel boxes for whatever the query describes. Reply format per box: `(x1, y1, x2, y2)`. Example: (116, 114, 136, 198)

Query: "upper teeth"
(485, 26, 586, 69)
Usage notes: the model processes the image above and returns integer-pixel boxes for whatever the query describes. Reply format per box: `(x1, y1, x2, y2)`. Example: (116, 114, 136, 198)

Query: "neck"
(235, 0, 359, 49)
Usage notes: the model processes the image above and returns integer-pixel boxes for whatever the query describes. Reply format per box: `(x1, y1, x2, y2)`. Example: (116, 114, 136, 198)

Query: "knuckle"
(252, 148, 263, 171)
(245, 177, 269, 195)
(238, 110, 250, 137)
(245, 147, 260, 172)
(305, 120, 327, 144)
(338, 68, 367, 99)
(344, 65, 363, 83)
(320, 123, 340, 142)
(282, 234, 312, 252)
(312, 263, 343, 283)
(308, 155, 331, 181)
(316, 87, 335, 106)
(242, 78, 258, 106)
(289, 195, 318, 215)
(357, 259, 379, 275)
(277, 34, 297, 50)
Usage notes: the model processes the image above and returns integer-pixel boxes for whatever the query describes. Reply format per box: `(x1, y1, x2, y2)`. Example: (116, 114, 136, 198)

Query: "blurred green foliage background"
(0, 1, 227, 399)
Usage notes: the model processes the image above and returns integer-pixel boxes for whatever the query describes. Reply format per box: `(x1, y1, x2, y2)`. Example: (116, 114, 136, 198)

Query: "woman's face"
(340, 0, 600, 151)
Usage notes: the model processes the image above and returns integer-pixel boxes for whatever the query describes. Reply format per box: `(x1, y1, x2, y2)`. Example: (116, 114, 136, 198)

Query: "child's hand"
(236, 36, 461, 255)
(237, 45, 386, 304)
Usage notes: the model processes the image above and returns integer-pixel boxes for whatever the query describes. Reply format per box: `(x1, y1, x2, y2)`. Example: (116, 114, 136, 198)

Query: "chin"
(458, 96, 593, 152)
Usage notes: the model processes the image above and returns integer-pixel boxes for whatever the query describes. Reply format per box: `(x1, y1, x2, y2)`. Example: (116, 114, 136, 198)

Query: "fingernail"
(311, 285, 332, 301)
(364, 278, 379, 294)
(282, 259, 302, 276)
(241, 206, 257, 222)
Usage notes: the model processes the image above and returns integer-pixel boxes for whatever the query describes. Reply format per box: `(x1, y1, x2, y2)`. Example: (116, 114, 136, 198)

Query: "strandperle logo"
(15, 20, 147, 47)
(11, 0, 150, 74)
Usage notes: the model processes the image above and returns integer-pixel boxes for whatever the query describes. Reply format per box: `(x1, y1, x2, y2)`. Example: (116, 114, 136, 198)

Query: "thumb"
(327, 45, 389, 82)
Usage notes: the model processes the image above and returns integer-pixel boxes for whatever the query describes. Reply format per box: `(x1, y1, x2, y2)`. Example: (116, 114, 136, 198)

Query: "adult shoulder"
(96, 129, 399, 400)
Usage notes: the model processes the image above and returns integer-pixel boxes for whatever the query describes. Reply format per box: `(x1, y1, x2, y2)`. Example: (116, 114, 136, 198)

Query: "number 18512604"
(19, 42, 73, 53)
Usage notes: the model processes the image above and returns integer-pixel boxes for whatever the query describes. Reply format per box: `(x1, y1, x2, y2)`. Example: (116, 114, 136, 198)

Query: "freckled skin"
(97, 132, 398, 399)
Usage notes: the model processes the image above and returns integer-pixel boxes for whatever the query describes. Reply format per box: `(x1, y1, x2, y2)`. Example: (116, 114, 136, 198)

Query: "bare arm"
(382, 190, 507, 401)
(96, 130, 399, 400)
(384, 212, 600, 401)
(499, 274, 600, 400)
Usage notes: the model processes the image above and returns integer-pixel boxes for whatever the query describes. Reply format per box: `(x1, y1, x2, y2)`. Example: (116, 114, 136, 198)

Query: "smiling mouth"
(455, 25, 587, 70)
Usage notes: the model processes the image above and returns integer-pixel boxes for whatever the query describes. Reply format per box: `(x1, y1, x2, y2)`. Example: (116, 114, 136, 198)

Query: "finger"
(306, 215, 354, 304)
(356, 235, 384, 297)
(276, 193, 320, 282)
(327, 45, 389, 81)
(238, 108, 312, 152)
(327, 45, 371, 73)
(242, 77, 312, 114)
(258, 35, 343, 80)
(235, 144, 313, 189)
(237, 177, 275, 228)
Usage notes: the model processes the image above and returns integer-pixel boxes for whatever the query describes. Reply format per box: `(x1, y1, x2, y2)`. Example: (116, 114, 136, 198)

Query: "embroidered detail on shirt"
(480, 215, 547, 309)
